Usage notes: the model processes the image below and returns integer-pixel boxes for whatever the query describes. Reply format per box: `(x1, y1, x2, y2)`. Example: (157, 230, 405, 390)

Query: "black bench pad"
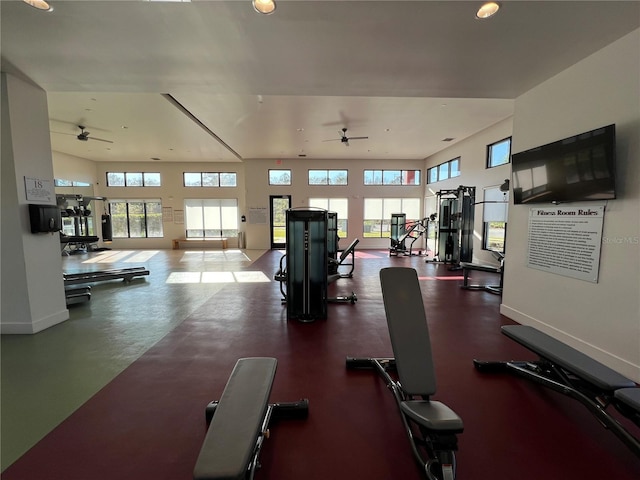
(502, 325, 635, 392)
(615, 388, 640, 412)
(193, 357, 277, 480)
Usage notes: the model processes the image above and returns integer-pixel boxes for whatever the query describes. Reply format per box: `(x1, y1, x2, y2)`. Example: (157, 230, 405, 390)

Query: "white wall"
(424, 117, 514, 265)
(52, 151, 98, 186)
(502, 29, 640, 381)
(1, 73, 69, 333)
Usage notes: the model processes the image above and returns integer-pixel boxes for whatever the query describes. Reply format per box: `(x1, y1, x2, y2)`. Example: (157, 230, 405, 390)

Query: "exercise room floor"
(1, 248, 638, 479)
(1, 248, 266, 470)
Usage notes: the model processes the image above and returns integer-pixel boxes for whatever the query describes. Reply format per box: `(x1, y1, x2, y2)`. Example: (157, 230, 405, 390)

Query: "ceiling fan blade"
(322, 138, 342, 142)
(51, 131, 77, 137)
(89, 137, 114, 144)
(348, 136, 369, 140)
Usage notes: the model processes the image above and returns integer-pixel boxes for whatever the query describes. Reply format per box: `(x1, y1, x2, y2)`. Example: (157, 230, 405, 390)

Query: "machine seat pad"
(193, 357, 277, 480)
(502, 325, 636, 392)
(400, 400, 464, 433)
(615, 388, 640, 412)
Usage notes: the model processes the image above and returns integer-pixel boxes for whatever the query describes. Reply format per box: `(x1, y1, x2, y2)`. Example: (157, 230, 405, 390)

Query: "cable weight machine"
(430, 186, 475, 267)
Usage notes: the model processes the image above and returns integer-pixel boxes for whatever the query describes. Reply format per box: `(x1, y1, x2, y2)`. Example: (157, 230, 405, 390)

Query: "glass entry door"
(270, 195, 291, 249)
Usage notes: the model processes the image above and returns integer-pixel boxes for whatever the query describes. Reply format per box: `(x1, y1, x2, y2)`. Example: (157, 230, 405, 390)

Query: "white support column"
(1, 72, 68, 333)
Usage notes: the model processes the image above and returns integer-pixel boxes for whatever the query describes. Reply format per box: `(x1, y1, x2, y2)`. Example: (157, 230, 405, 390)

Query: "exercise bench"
(459, 251, 504, 294)
(329, 238, 360, 279)
(474, 325, 640, 457)
(63, 266, 150, 286)
(347, 267, 463, 480)
(193, 357, 308, 480)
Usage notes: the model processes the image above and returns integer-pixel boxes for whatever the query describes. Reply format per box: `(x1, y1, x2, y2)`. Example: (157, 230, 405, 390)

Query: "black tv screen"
(511, 124, 616, 205)
(29, 204, 62, 233)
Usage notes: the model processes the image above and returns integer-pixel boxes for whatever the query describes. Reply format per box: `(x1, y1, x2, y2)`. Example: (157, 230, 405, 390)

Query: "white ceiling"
(2, 0, 639, 163)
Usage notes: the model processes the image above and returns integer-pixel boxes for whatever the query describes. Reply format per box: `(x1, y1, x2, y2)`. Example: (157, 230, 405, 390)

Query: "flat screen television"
(511, 124, 616, 205)
(29, 203, 62, 233)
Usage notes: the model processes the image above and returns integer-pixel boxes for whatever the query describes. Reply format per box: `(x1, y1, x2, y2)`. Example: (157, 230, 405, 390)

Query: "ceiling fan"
(52, 125, 113, 144)
(323, 128, 368, 147)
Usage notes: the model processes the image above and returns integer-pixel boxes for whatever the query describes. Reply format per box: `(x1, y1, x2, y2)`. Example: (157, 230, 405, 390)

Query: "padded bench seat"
(615, 388, 640, 412)
(502, 325, 636, 392)
(194, 357, 277, 480)
(475, 324, 640, 458)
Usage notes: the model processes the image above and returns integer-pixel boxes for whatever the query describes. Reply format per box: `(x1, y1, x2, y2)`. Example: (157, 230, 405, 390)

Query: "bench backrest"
(339, 238, 360, 262)
(193, 357, 277, 480)
(380, 267, 437, 396)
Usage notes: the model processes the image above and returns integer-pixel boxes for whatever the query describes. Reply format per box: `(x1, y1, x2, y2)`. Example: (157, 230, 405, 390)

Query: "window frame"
(363, 197, 421, 238)
(427, 157, 461, 184)
(183, 172, 237, 187)
(269, 169, 292, 186)
(184, 198, 239, 238)
(487, 137, 512, 169)
(308, 169, 348, 185)
(108, 198, 164, 238)
(106, 172, 162, 187)
(363, 169, 421, 186)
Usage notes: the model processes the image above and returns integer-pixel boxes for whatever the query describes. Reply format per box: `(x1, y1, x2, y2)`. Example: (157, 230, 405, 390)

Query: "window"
(183, 172, 237, 187)
(363, 198, 421, 238)
(108, 199, 163, 238)
(184, 199, 238, 238)
(54, 179, 91, 187)
(308, 169, 348, 185)
(269, 170, 291, 185)
(482, 186, 509, 252)
(487, 137, 512, 168)
(309, 198, 348, 237)
(427, 158, 460, 184)
(106, 172, 161, 187)
(364, 170, 421, 186)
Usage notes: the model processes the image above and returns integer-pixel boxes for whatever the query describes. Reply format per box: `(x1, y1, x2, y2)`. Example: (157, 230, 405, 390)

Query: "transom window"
(269, 170, 291, 185)
(183, 172, 237, 187)
(308, 170, 348, 185)
(487, 137, 512, 168)
(106, 172, 161, 187)
(364, 170, 421, 186)
(427, 158, 460, 184)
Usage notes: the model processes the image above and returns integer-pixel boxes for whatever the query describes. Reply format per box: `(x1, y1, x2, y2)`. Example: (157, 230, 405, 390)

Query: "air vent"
(442, 137, 455, 142)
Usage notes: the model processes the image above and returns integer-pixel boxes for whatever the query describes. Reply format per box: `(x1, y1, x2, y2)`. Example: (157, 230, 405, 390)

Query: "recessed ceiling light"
(252, 0, 276, 15)
(22, 0, 53, 12)
(476, 2, 500, 19)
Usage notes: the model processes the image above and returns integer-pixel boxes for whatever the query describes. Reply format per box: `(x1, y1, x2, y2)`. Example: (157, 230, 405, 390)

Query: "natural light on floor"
(166, 271, 271, 284)
(81, 250, 161, 263)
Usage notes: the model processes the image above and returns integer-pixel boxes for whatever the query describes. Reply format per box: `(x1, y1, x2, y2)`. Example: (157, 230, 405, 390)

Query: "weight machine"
(274, 208, 356, 322)
(389, 213, 428, 256)
(431, 186, 475, 266)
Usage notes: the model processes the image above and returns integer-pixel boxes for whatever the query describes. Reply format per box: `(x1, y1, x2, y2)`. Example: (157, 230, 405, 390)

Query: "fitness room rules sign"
(527, 205, 605, 283)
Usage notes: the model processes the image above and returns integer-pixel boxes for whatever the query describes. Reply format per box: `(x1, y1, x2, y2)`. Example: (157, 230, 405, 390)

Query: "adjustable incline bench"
(328, 238, 360, 280)
(193, 357, 309, 480)
(474, 325, 640, 458)
(347, 268, 464, 480)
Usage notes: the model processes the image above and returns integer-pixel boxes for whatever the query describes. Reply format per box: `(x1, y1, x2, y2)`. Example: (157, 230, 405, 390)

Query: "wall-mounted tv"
(29, 204, 62, 234)
(511, 124, 616, 205)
